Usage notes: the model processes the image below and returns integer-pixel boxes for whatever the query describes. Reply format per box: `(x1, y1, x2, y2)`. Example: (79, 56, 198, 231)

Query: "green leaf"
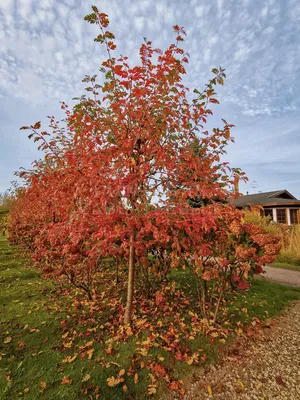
(94, 34, 104, 43)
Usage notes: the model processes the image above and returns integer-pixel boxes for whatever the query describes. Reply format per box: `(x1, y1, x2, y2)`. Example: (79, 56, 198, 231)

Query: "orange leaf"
(107, 376, 124, 387)
(61, 376, 72, 385)
(134, 373, 139, 384)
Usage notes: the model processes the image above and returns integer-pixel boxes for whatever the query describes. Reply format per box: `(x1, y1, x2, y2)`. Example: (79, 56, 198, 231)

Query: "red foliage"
(8, 8, 280, 324)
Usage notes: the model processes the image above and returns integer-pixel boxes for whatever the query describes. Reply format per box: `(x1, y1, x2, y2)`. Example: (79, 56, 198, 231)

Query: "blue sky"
(1, 0, 300, 197)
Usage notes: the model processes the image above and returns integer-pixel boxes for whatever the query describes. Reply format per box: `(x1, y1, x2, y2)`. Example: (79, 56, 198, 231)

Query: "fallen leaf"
(62, 354, 77, 363)
(207, 384, 213, 397)
(148, 385, 157, 395)
(24, 388, 30, 393)
(86, 348, 94, 359)
(4, 337, 12, 344)
(134, 373, 139, 384)
(237, 380, 244, 389)
(61, 376, 72, 385)
(107, 376, 123, 387)
(63, 341, 73, 348)
(119, 369, 125, 377)
(122, 385, 127, 392)
(275, 375, 286, 387)
(81, 374, 90, 383)
(40, 382, 46, 391)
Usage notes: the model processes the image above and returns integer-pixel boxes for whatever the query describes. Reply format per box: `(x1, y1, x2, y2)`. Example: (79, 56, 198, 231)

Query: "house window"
(290, 209, 298, 224)
(264, 209, 273, 220)
(276, 209, 287, 224)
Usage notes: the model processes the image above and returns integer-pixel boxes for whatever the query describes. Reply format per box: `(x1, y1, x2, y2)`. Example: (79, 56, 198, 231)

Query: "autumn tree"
(9, 7, 280, 325)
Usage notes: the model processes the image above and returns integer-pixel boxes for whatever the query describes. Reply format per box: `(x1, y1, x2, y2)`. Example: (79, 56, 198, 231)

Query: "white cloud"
(17, 0, 33, 21)
(195, 6, 203, 18)
(134, 16, 145, 32)
(0, 0, 13, 15)
(217, 0, 223, 13)
(56, 3, 69, 19)
(261, 7, 268, 17)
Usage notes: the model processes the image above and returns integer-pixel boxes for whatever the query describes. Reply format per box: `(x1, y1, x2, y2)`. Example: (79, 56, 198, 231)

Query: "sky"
(1, 0, 300, 197)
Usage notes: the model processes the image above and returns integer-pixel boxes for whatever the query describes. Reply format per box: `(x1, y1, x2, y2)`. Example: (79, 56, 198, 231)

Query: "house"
(233, 190, 300, 225)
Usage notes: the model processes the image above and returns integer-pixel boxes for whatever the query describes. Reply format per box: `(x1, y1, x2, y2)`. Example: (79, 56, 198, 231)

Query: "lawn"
(1, 234, 300, 400)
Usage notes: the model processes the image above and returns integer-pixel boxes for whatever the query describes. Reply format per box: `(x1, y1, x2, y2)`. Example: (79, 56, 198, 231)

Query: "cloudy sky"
(1, 0, 300, 197)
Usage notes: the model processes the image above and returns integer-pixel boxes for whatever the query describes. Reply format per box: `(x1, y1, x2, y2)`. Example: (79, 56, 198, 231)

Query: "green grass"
(1, 235, 300, 400)
(270, 262, 300, 272)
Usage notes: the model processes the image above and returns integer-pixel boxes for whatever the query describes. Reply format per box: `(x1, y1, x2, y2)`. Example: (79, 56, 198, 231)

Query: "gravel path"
(182, 301, 300, 400)
(261, 265, 300, 287)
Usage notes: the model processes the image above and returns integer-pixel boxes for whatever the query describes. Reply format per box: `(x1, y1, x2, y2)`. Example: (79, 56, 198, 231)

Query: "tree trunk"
(124, 227, 136, 324)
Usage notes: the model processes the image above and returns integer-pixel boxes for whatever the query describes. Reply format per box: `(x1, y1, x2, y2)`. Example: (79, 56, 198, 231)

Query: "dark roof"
(233, 190, 300, 207)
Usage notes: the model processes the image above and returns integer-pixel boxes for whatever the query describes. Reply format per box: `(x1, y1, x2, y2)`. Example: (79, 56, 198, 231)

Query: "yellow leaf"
(148, 373, 156, 384)
(119, 369, 125, 377)
(122, 385, 128, 392)
(85, 340, 94, 347)
(81, 374, 90, 383)
(237, 328, 243, 336)
(148, 385, 157, 395)
(237, 380, 244, 389)
(40, 382, 46, 391)
(86, 348, 95, 359)
(63, 341, 73, 348)
(158, 356, 165, 361)
(62, 354, 77, 363)
(134, 373, 139, 384)
(207, 384, 213, 397)
(24, 388, 30, 393)
(125, 325, 133, 336)
(4, 337, 12, 344)
(136, 347, 148, 356)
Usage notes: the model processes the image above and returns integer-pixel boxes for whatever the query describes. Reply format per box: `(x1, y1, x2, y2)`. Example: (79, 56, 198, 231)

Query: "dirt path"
(182, 301, 300, 400)
(261, 265, 300, 287)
